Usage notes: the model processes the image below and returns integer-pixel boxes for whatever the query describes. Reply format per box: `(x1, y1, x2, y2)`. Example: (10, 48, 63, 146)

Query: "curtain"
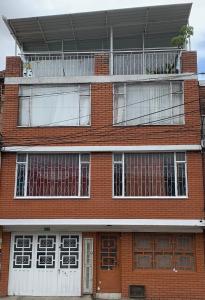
(19, 85, 90, 126)
(114, 82, 183, 125)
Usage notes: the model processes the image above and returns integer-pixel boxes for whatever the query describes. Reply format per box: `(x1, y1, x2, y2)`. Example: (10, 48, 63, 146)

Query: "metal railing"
(21, 49, 181, 77)
(22, 51, 97, 77)
(113, 49, 181, 75)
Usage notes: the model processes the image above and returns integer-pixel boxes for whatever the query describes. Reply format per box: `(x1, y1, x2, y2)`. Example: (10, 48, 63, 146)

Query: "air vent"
(129, 285, 146, 299)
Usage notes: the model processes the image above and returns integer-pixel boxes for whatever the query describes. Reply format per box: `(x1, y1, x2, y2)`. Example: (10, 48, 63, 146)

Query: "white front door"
(8, 233, 82, 296)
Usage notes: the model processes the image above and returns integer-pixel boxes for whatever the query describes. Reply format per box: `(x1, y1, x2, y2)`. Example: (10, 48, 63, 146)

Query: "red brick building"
(0, 3, 205, 299)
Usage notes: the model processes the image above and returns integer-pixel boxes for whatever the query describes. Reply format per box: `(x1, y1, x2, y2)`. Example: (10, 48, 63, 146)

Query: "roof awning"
(3, 3, 192, 52)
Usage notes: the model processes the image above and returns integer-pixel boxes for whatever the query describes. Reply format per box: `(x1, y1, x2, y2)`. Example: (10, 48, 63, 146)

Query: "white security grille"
(113, 152, 187, 198)
(113, 82, 184, 125)
(16, 153, 90, 198)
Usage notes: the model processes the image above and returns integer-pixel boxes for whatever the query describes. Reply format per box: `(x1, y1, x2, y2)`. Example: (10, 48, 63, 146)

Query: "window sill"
(17, 125, 91, 128)
(112, 123, 185, 127)
(132, 269, 195, 273)
(14, 196, 90, 200)
(113, 196, 188, 200)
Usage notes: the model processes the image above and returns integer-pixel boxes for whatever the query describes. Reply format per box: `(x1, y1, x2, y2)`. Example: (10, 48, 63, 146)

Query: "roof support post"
(142, 33, 145, 74)
(110, 26, 113, 75)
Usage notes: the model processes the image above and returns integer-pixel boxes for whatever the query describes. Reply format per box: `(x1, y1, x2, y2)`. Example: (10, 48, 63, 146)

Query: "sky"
(0, 0, 205, 77)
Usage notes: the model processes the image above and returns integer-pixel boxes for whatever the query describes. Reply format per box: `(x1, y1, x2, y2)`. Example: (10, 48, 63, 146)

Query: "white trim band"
(2, 145, 201, 153)
(1, 219, 203, 233)
(0, 219, 203, 227)
(5, 73, 197, 85)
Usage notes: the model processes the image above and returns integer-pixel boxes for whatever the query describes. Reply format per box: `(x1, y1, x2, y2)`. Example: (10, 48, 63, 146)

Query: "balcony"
(22, 49, 181, 77)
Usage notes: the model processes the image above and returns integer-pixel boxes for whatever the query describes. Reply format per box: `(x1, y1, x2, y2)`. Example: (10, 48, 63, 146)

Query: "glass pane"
(17, 154, 27, 162)
(114, 163, 122, 196)
(16, 163, 26, 196)
(155, 254, 172, 269)
(27, 154, 79, 197)
(175, 255, 194, 271)
(81, 153, 90, 162)
(81, 163, 89, 196)
(113, 94, 126, 125)
(114, 153, 123, 162)
(134, 235, 153, 252)
(175, 235, 193, 252)
(155, 236, 172, 251)
(135, 254, 152, 269)
(176, 152, 185, 162)
(177, 163, 186, 196)
(124, 153, 175, 197)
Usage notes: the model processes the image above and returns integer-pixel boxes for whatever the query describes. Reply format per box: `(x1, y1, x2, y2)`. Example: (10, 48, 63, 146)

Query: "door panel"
(8, 232, 82, 296)
(97, 233, 121, 293)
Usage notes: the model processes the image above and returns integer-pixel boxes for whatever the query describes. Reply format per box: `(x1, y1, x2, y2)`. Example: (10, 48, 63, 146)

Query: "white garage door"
(8, 233, 82, 296)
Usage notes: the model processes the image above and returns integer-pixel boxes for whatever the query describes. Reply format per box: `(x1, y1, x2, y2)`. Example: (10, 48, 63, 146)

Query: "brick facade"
(0, 44, 204, 298)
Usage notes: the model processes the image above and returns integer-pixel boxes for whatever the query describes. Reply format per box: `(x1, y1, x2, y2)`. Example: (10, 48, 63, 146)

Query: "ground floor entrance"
(0, 229, 204, 299)
(8, 233, 82, 296)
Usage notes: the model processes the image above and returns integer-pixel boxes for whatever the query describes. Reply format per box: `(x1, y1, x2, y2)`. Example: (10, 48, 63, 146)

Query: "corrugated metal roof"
(3, 3, 192, 52)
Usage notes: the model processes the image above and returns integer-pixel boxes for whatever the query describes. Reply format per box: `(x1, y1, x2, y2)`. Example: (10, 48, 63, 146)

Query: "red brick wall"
(0, 232, 10, 296)
(0, 151, 203, 220)
(1, 80, 201, 146)
(120, 232, 205, 299)
(5, 57, 22, 77)
(181, 51, 197, 74)
(199, 85, 205, 115)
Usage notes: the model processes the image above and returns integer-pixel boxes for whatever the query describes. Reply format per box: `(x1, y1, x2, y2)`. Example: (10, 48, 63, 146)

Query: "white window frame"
(113, 81, 185, 126)
(18, 84, 91, 127)
(15, 153, 91, 199)
(112, 152, 188, 199)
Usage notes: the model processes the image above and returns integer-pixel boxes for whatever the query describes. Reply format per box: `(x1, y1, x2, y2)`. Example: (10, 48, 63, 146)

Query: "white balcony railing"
(22, 49, 181, 77)
(22, 52, 96, 77)
(113, 49, 181, 75)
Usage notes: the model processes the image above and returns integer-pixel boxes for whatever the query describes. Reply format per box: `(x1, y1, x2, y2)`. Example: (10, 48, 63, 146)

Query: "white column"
(142, 33, 145, 74)
(110, 26, 113, 75)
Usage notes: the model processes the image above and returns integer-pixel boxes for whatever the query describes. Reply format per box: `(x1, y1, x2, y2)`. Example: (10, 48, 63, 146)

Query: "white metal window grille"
(133, 233, 195, 270)
(13, 235, 33, 268)
(60, 235, 79, 269)
(36, 235, 56, 268)
(113, 82, 184, 125)
(16, 153, 90, 198)
(113, 152, 187, 198)
(19, 84, 90, 127)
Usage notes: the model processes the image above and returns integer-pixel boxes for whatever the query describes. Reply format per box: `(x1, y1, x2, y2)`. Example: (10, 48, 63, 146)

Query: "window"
(16, 153, 90, 198)
(19, 84, 90, 126)
(133, 233, 195, 271)
(113, 152, 187, 198)
(113, 82, 184, 125)
(100, 234, 118, 270)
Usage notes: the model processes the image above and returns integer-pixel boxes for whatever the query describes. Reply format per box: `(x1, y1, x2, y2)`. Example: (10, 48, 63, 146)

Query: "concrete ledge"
(5, 73, 197, 85)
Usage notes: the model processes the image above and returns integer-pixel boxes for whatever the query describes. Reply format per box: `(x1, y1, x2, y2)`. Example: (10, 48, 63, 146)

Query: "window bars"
(113, 152, 187, 198)
(16, 153, 90, 198)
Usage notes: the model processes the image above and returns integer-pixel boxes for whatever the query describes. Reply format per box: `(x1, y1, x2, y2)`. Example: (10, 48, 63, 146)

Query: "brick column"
(181, 51, 197, 73)
(0, 232, 11, 296)
(94, 54, 110, 75)
(5, 56, 23, 77)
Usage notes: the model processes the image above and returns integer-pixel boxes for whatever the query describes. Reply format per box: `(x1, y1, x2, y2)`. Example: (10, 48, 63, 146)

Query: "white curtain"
(114, 82, 183, 125)
(29, 57, 94, 77)
(19, 85, 90, 126)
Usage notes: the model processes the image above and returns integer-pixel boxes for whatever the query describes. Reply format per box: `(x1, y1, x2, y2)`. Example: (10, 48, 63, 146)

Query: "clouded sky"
(0, 0, 204, 75)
